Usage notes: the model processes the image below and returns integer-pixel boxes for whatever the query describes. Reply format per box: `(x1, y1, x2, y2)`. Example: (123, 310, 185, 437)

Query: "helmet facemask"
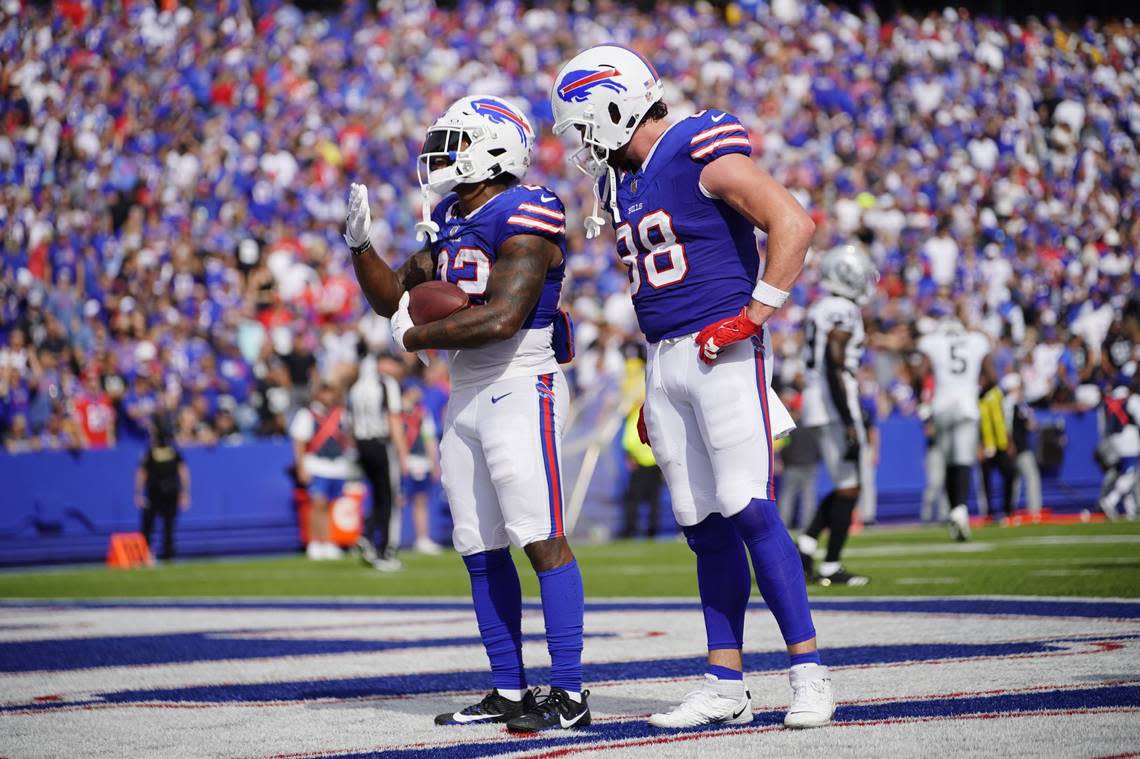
(417, 127, 493, 196)
(413, 96, 533, 242)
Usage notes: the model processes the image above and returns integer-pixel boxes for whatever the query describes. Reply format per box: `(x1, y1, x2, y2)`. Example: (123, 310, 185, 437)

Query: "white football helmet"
(819, 244, 878, 304)
(550, 44, 664, 237)
(414, 95, 534, 241)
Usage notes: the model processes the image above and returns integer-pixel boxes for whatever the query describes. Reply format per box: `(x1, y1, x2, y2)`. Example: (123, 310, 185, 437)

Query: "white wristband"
(752, 279, 790, 308)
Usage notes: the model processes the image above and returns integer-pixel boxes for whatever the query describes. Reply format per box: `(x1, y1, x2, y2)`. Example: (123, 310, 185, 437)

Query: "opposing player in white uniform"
(552, 44, 834, 729)
(345, 96, 589, 732)
(796, 245, 875, 586)
(917, 312, 995, 541)
(1098, 378, 1140, 520)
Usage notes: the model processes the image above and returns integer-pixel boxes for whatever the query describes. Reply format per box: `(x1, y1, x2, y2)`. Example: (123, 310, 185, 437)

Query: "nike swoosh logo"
(491, 393, 512, 404)
(451, 711, 502, 723)
(711, 113, 726, 122)
(540, 195, 556, 202)
(730, 703, 749, 719)
(560, 709, 587, 728)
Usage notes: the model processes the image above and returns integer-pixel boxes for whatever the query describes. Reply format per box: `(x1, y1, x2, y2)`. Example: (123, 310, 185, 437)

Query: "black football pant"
(141, 499, 178, 560)
(982, 450, 1017, 517)
(357, 438, 396, 554)
(620, 465, 663, 538)
(804, 491, 859, 563)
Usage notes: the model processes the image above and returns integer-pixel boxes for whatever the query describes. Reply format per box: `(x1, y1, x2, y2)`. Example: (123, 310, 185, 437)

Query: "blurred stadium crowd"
(1, 0, 1138, 454)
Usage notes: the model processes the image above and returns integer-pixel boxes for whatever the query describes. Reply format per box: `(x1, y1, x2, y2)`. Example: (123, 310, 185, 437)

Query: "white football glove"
(344, 182, 372, 251)
(389, 292, 429, 365)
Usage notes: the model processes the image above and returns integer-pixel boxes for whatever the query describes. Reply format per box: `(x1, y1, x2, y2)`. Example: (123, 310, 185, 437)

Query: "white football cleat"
(649, 677, 753, 728)
(949, 505, 971, 542)
(784, 664, 835, 729)
(414, 538, 443, 555)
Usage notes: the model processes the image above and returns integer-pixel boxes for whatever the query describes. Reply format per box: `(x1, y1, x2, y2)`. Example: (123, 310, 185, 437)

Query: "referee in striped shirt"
(349, 351, 409, 571)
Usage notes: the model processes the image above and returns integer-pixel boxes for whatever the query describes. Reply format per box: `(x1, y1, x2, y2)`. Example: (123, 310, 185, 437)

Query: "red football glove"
(636, 404, 650, 447)
(695, 307, 760, 365)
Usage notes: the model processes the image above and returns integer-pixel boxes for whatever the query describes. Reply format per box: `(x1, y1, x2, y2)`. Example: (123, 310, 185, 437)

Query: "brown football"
(408, 281, 470, 325)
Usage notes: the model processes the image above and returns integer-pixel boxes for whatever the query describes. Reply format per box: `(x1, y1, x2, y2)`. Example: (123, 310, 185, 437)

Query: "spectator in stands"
(213, 407, 244, 445)
(3, 414, 36, 453)
(619, 404, 663, 539)
(135, 417, 190, 561)
(290, 381, 355, 560)
(73, 373, 115, 449)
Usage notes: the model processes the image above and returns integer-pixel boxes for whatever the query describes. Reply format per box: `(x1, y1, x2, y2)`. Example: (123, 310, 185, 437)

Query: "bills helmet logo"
(557, 67, 627, 102)
(470, 98, 531, 141)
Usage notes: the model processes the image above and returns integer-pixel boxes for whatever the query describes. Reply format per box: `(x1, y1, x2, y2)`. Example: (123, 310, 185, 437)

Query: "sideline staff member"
(135, 418, 190, 560)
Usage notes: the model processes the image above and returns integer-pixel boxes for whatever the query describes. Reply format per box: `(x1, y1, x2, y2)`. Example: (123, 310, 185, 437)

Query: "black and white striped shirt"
(348, 363, 401, 442)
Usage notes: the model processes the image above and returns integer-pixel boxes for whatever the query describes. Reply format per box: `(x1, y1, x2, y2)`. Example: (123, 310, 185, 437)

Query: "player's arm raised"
(401, 234, 557, 351)
(700, 154, 815, 325)
(346, 183, 435, 317)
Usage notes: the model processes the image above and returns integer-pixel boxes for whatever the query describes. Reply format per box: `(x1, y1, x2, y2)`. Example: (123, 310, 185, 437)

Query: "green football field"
(2, 521, 1138, 599)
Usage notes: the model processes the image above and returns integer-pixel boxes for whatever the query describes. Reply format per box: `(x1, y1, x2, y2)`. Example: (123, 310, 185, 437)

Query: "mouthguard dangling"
(414, 189, 440, 243)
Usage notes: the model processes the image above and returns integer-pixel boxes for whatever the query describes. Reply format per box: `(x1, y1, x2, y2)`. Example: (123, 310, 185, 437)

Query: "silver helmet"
(819, 244, 878, 304)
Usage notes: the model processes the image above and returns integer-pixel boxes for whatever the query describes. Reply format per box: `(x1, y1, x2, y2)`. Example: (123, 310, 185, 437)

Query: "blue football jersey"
(604, 109, 757, 343)
(429, 184, 567, 330)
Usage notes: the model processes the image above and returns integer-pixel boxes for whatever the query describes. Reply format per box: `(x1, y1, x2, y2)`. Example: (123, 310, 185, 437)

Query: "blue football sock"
(537, 558, 584, 693)
(707, 664, 744, 681)
(683, 513, 751, 651)
(463, 549, 526, 692)
(730, 498, 817, 647)
(790, 651, 822, 667)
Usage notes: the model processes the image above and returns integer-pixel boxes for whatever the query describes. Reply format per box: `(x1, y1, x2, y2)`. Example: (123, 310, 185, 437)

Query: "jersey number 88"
(615, 210, 689, 294)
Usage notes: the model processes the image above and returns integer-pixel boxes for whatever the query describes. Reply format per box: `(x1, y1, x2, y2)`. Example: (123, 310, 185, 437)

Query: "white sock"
(563, 690, 582, 703)
(819, 561, 840, 577)
(798, 534, 818, 554)
(496, 688, 524, 701)
(705, 672, 746, 699)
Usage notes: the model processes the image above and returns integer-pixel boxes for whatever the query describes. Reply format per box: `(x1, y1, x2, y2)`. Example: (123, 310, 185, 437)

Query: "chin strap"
(583, 166, 620, 240)
(414, 189, 439, 243)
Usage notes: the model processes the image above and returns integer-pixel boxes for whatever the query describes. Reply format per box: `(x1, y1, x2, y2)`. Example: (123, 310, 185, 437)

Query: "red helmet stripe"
(559, 68, 621, 97)
(477, 102, 531, 133)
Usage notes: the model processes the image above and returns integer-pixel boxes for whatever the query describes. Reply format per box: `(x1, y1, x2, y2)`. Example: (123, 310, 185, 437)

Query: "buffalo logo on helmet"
(470, 98, 531, 141)
(557, 67, 627, 102)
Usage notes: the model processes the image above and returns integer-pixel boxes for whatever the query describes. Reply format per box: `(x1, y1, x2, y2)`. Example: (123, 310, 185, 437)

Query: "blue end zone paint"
(3, 598, 1139, 619)
(5, 635, 1135, 711)
(316, 685, 1140, 759)
(0, 631, 615, 673)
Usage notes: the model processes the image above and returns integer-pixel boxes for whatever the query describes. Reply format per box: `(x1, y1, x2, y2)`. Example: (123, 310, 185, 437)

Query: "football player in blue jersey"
(345, 96, 588, 732)
(552, 45, 834, 729)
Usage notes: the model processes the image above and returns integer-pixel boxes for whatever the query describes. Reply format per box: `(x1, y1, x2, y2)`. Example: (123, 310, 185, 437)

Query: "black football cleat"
(506, 687, 591, 732)
(434, 689, 537, 726)
(817, 568, 869, 587)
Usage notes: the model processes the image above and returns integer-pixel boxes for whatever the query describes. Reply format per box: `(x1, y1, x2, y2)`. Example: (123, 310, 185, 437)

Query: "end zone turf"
(0, 596, 1137, 758)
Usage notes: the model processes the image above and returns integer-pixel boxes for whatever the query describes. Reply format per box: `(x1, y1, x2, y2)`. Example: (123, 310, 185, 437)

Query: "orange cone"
(107, 533, 154, 568)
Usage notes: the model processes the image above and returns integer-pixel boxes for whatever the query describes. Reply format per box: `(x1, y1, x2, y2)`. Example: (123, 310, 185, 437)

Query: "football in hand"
(408, 281, 470, 325)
